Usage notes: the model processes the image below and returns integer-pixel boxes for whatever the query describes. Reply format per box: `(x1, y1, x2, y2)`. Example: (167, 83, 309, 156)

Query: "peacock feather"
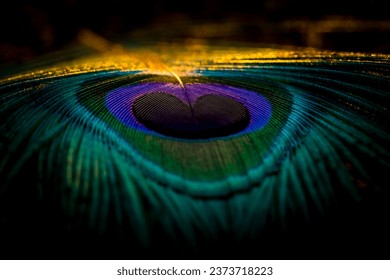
(1, 41, 390, 259)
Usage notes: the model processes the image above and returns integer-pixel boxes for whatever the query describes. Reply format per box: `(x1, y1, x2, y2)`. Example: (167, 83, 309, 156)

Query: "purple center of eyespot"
(106, 82, 272, 139)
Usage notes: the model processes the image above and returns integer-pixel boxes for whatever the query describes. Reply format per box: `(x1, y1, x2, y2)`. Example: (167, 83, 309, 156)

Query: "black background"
(1, 0, 390, 63)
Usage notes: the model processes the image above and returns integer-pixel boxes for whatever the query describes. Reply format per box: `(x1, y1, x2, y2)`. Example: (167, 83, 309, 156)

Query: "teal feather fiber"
(0, 44, 390, 259)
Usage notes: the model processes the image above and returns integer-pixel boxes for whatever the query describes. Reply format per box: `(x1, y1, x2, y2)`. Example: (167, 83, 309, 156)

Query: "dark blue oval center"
(132, 92, 250, 139)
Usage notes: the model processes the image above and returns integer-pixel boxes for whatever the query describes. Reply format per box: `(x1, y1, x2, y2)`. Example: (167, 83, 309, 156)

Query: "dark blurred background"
(1, 0, 390, 63)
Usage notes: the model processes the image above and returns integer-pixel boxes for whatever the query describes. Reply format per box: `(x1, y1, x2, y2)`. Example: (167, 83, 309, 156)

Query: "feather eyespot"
(1, 46, 390, 258)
